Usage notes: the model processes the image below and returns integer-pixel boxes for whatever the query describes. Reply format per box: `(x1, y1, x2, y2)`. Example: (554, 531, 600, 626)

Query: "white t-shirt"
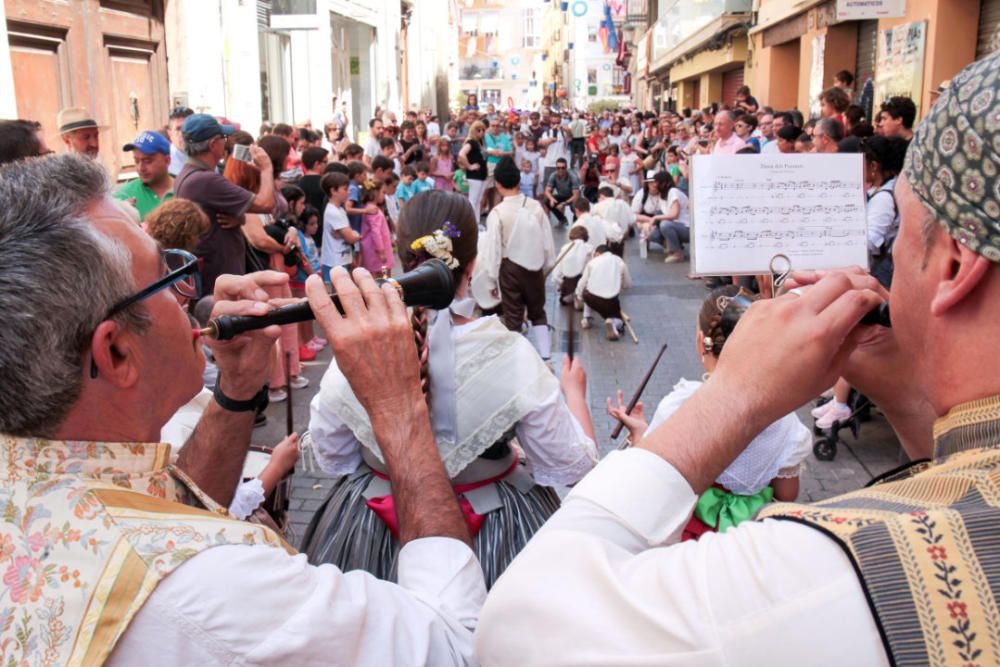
(631, 189, 666, 216)
(665, 187, 690, 226)
(321, 203, 352, 268)
(364, 136, 381, 159)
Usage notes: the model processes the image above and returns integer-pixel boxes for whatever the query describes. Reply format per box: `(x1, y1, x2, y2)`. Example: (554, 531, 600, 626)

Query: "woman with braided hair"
(608, 285, 810, 541)
(303, 189, 598, 587)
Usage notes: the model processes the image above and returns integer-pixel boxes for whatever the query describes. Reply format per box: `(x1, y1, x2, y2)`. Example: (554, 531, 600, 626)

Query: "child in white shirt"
(551, 225, 593, 307)
(576, 244, 632, 341)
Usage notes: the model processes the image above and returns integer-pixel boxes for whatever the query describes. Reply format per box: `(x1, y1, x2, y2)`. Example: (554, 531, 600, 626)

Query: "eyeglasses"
(171, 106, 194, 117)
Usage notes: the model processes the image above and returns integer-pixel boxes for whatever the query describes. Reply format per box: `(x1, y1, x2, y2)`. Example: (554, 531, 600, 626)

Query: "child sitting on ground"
(576, 244, 631, 341)
(607, 286, 811, 540)
(551, 224, 592, 309)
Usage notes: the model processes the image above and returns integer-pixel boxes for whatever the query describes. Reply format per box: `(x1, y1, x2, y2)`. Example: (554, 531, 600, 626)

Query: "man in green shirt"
(114, 131, 174, 220)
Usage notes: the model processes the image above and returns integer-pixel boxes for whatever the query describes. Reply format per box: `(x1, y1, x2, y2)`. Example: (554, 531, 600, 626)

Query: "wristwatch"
(213, 377, 269, 413)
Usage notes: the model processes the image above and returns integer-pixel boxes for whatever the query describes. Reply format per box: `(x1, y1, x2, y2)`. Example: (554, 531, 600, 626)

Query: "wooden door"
(6, 21, 69, 148)
(108, 44, 159, 172)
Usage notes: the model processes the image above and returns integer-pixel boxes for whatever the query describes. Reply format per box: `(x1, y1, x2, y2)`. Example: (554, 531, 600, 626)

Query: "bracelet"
(213, 378, 269, 413)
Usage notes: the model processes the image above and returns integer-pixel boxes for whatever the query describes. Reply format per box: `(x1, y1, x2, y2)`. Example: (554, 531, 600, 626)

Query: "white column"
(0, 1, 16, 118)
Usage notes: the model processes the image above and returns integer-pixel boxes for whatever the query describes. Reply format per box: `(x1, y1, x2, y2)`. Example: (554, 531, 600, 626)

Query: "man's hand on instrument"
(607, 390, 648, 443)
(305, 268, 423, 434)
(710, 270, 884, 429)
(207, 271, 288, 400)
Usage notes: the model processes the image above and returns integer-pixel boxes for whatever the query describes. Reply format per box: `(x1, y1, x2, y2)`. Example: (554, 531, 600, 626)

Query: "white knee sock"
(531, 324, 552, 360)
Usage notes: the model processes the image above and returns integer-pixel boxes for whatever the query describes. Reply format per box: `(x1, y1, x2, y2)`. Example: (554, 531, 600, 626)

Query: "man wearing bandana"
(476, 54, 1000, 666)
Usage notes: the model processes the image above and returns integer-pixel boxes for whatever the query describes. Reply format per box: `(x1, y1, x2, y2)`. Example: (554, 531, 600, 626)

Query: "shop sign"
(875, 20, 927, 116)
(836, 0, 906, 21)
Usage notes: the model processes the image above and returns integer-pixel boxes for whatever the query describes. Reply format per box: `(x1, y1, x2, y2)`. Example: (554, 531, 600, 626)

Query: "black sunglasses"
(90, 249, 201, 379)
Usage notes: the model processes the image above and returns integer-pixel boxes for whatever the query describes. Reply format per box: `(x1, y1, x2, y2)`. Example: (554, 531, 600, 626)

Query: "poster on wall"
(809, 34, 826, 118)
(836, 0, 906, 21)
(875, 20, 927, 117)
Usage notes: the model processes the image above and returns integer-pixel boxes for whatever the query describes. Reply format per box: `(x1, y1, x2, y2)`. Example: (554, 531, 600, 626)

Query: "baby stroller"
(812, 389, 873, 461)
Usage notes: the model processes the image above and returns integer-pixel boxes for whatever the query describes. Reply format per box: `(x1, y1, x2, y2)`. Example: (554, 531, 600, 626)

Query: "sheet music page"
(690, 154, 868, 276)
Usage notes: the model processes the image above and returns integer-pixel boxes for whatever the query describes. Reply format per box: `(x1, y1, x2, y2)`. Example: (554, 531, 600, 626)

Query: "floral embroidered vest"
(759, 396, 1000, 667)
(0, 436, 290, 666)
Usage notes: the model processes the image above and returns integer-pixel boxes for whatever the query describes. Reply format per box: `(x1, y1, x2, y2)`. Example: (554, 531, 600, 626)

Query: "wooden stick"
(284, 351, 293, 437)
(611, 343, 668, 441)
(620, 310, 639, 344)
(566, 310, 575, 362)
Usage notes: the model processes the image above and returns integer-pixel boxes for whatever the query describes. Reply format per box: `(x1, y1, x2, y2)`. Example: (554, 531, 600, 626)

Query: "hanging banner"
(836, 0, 906, 21)
(875, 20, 927, 117)
(808, 34, 825, 119)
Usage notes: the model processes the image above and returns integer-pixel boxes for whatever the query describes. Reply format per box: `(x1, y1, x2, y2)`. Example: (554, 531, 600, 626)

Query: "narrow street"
(254, 230, 906, 548)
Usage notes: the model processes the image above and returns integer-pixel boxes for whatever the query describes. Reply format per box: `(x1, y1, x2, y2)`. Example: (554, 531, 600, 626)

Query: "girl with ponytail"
(304, 189, 599, 587)
(608, 285, 812, 540)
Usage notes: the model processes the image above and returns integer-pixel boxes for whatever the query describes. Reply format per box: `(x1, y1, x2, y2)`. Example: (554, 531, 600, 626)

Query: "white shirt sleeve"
(475, 449, 889, 666)
(111, 538, 486, 666)
(515, 388, 598, 487)
(867, 189, 897, 254)
(575, 260, 592, 299)
(308, 389, 364, 476)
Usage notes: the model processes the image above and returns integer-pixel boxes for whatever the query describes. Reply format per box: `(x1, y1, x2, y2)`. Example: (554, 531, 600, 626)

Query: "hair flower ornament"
(410, 230, 460, 269)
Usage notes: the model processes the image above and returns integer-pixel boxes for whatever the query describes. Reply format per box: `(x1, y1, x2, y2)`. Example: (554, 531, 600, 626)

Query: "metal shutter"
(855, 20, 878, 120)
(978, 0, 1000, 60)
(722, 68, 744, 108)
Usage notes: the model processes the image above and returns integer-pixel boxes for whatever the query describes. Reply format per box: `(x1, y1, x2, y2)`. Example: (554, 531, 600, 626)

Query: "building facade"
(626, 0, 1000, 123)
(2, 0, 170, 180)
(748, 0, 984, 124)
(457, 0, 545, 110)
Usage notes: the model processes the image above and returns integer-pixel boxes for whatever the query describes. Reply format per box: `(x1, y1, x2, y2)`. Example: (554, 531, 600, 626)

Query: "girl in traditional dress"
(303, 189, 598, 587)
(608, 286, 810, 540)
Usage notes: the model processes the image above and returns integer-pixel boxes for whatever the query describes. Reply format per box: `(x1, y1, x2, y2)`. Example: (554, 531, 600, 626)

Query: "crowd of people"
(0, 46, 998, 667)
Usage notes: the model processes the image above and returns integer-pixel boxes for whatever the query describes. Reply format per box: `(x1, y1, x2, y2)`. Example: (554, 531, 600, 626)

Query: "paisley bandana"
(903, 51, 1000, 263)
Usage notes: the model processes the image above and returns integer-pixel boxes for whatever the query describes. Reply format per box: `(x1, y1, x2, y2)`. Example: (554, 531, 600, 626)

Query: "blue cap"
(181, 113, 235, 142)
(122, 130, 171, 155)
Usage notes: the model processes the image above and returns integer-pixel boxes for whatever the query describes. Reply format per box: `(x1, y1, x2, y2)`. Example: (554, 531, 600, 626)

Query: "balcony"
(624, 0, 647, 27)
(649, 0, 751, 71)
(460, 64, 502, 80)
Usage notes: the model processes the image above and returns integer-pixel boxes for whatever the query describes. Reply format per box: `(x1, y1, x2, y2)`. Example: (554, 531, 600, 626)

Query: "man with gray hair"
(173, 113, 276, 294)
(812, 116, 844, 154)
(477, 52, 1000, 666)
(0, 153, 485, 664)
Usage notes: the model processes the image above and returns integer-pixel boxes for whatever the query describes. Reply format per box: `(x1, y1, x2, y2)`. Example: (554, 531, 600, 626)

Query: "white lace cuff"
(774, 462, 805, 479)
(229, 478, 267, 520)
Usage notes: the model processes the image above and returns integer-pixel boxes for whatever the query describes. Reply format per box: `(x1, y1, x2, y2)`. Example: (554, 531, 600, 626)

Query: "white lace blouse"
(646, 379, 812, 495)
(309, 316, 599, 487)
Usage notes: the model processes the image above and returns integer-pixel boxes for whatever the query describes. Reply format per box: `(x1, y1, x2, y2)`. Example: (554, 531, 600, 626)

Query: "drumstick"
(284, 351, 293, 437)
(611, 343, 667, 442)
(566, 310, 575, 362)
(620, 310, 639, 344)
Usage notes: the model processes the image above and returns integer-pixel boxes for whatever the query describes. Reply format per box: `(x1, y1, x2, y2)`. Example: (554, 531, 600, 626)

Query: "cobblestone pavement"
(253, 228, 906, 548)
